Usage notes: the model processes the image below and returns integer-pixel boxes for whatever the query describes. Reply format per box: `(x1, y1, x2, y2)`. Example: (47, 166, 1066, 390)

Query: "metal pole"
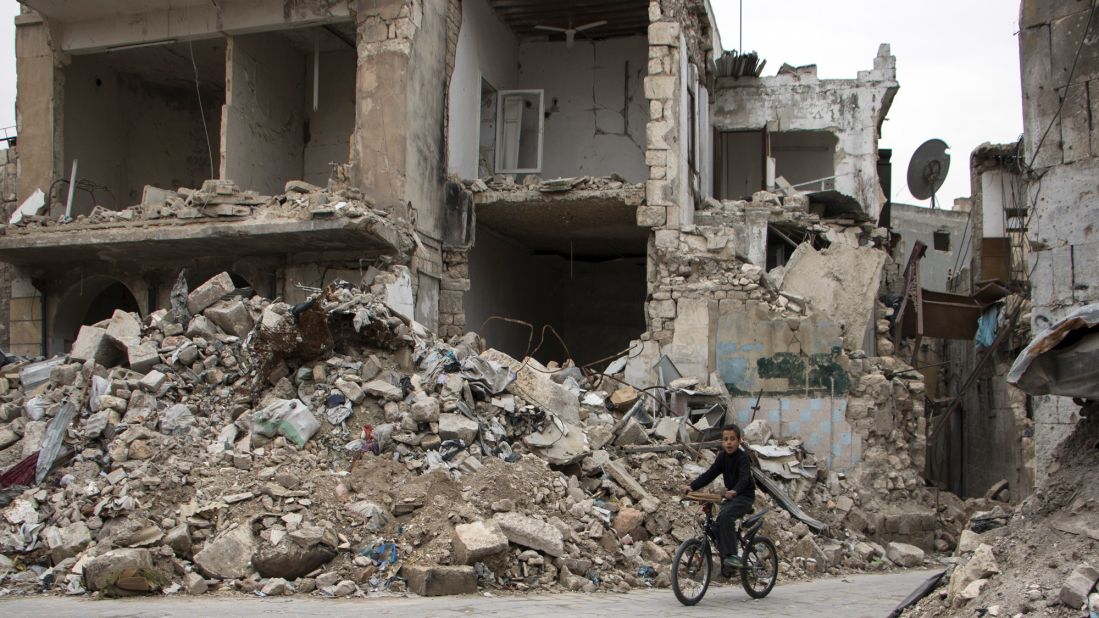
(64, 159, 78, 220)
(739, 0, 743, 51)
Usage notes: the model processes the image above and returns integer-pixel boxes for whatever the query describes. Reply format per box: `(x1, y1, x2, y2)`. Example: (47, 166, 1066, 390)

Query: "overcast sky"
(710, 0, 1023, 207)
(0, 2, 1021, 207)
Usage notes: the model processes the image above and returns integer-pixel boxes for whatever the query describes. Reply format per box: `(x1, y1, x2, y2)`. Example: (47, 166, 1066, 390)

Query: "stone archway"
(50, 276, 140, 356)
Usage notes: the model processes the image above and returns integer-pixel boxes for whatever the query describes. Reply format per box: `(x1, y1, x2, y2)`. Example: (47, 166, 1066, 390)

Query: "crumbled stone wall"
(0, 146, 16, 349)
(439, 249, 469, 339)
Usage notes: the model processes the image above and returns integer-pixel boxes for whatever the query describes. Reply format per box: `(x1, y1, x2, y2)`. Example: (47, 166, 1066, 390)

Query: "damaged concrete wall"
(1019, 0, 1099, 480)
(515, 37, 648, 183)
(779, 243, 887, 353)
(711, 45, 898, 220)
(446, 0, 518, 180)
(222, 33, 305, 196)
(889, 204, 969, 293)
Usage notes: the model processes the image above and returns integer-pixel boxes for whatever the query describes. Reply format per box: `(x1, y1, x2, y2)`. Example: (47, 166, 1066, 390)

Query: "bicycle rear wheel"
(671, 537, 712, 606)
(740, 536, 778, 598)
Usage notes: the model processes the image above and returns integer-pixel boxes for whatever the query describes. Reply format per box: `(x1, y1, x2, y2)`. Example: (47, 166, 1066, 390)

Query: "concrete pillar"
(746, 207, 769, 268)
(15, 13, 63, 206)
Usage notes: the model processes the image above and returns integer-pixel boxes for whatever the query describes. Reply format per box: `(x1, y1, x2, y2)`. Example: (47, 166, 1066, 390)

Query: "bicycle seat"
(742, 508, 769, 527)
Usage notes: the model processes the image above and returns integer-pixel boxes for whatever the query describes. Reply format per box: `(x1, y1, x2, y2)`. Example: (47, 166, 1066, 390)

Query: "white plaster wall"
(222, 33, 305, 195)
(516, 36, 648, 182)
(980, 169, 1008, 238)
(303, 49, 355, 187)
(447, 0, 518, 180)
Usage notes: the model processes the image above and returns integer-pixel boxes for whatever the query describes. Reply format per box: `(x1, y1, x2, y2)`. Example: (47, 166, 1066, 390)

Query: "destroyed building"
(0, 0, 1023, 604)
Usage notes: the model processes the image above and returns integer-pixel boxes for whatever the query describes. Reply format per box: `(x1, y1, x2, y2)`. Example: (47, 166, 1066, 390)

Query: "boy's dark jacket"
(689, 447, 755, 498)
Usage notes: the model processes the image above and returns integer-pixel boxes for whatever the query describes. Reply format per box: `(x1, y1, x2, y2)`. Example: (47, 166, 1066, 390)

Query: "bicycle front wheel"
(740, 536, 778, 598)
(671, 537, 712, 606)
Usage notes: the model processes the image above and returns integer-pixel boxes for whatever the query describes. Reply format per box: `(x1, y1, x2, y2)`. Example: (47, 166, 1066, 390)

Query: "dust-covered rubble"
(0, 269, 960, 600)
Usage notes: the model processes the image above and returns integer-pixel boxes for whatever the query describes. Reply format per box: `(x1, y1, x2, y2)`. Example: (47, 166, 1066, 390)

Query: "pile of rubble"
(0, 269, 956, 599)
(903, 406, 1099, 617)
(4, 176, 410, 242)
(464, 174, 640, 195)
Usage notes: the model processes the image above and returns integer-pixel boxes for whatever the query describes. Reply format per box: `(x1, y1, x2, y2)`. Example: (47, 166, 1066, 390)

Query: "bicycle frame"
(698, 502, 768, 555)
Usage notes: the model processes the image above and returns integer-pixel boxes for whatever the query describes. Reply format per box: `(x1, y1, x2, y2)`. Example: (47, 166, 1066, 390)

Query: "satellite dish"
(907, 139, 950, 208)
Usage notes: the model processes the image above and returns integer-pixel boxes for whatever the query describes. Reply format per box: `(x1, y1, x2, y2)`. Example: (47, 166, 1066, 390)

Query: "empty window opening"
(466, 224, 646, 367)
(770, 130, 837, 192)
(51, 276, 140, 356)
(222, 24, 356, 194)
(63, 39, 227, 216)
(478, 79, 498, 177)
(766, 224, 821, 271)
(715, 130, 765, 199)
(495, 90, 544, 173)
(934, 230, 951, 252)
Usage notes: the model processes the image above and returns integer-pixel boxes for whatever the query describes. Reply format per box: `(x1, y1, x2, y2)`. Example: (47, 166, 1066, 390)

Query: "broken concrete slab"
(524, 420, 590, 466)
(187, 272, 236, 315)
(252, 537, 336, 579)
(481, 349, 579, 424)
(193, 524, 256, 579)
(401, 564, 477, 597)
(493, 512, 564, 557)
(1060, 563, 1099, 608)
(452, 520, 509, 565)
(780, 243, 886, 351)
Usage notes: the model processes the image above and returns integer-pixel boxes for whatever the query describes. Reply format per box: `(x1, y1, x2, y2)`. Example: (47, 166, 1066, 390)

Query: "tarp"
(1008, 303, 1099, 399)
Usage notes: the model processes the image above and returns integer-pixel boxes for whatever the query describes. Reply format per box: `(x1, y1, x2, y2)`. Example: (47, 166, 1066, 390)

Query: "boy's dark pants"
(717, 495, 754, 558)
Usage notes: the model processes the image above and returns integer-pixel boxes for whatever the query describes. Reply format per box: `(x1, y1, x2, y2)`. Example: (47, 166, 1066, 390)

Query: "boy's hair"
(721, 424, 743, 440)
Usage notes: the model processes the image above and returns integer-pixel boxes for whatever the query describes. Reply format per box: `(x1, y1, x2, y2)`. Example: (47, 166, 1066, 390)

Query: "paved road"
(0, 569, 939, 617)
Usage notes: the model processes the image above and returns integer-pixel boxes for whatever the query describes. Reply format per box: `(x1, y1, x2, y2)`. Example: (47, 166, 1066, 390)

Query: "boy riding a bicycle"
(683, 424, 755, 570)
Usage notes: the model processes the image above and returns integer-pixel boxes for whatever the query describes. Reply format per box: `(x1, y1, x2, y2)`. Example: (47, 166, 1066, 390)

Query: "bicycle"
(671, 491, 779, 606)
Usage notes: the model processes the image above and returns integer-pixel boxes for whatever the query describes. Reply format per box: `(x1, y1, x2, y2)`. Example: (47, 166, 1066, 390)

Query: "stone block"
(82, 548, 157, 592)
(127, 343, 160, 373)
(438, 413, 479, 444)
(493, 512, 564, 557)
(44, 521, 92, 563)
(410, 395, 440, 423)
(452, 520, 508, 565)
(648, 21, 680, 46)
(105, 310, 142, 348)
(1060, 563, 1099, 608)
(204, 300, 254, 338)
(644, 75, 675, 99)
(885, 541, 925, 567)
(613, 507, 644, 535)
(70, 326, 124, 366)
(193, 525, 256, 579)
(187, 272, 235, 315)
(335, 378, 366, 404)
(636, 205, 667, 227)
(362, 379, 404, 401)
(139, 370, 169, 394)
(401, 564, 477, 597)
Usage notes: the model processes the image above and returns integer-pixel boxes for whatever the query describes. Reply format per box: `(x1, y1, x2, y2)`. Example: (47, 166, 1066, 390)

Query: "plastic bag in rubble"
(36, 402, 77, 484)
(459, 356, 513, 395)
(23, 396, 48, 421)
(87, 376, 110, 413)
(252, 399, 320, 447)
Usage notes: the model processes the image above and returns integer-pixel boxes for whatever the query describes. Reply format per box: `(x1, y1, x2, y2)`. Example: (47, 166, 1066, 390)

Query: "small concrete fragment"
(885, 541, 925, 567)
(452, 520, 509, 565)
(401, 564, 477, 597)
(183, 571, 207, 595)
(362, 379, 404, 401)
(493, 512, 564, 557)
(438, 413, 479, 444)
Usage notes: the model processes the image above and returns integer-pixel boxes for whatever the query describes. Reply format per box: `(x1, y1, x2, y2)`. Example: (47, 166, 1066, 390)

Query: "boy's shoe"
(722, 555, 743, 569)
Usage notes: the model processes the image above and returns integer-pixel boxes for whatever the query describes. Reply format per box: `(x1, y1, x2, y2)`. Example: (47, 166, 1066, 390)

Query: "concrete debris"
(0, 269, 959, 602)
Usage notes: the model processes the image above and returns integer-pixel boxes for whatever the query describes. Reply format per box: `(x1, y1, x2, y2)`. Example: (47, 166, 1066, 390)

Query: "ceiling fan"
(534, 19, 607, 48)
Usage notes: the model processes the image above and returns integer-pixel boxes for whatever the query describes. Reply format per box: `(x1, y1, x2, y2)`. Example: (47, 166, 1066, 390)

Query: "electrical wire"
(188, 39, 215, 180)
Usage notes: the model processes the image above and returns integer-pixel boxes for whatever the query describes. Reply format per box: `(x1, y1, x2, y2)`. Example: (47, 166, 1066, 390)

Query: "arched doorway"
(51, 276, 141, 356)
